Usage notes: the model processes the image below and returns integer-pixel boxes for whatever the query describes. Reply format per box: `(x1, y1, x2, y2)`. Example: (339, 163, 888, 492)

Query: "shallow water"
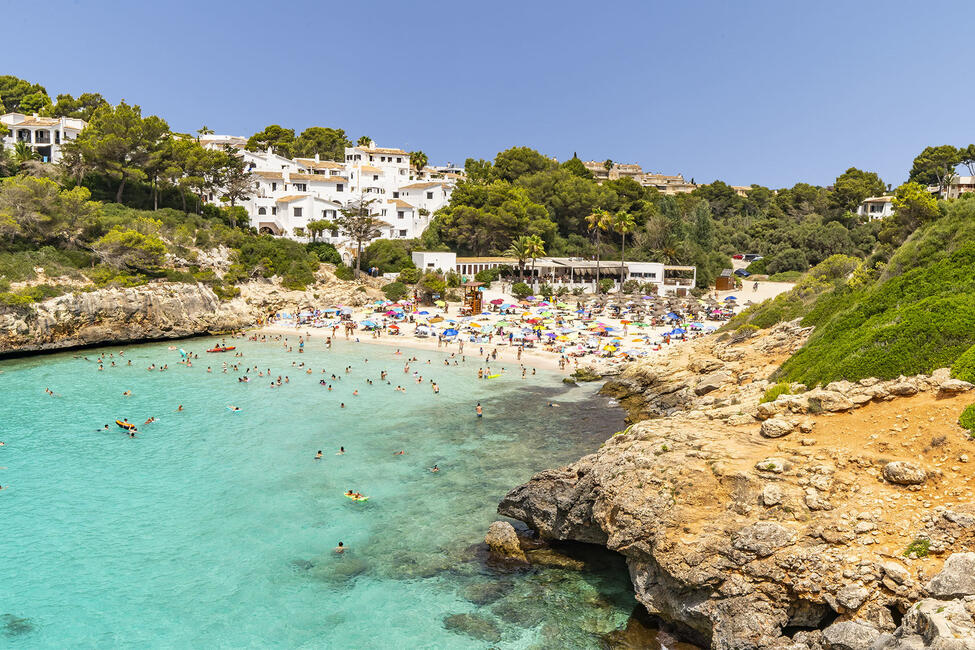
(0, 334, 651, 648)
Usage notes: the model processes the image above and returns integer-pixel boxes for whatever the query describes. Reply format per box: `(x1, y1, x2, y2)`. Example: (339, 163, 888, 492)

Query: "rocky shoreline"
(0, 272, 380, 357)
(493, 321, 975, 649)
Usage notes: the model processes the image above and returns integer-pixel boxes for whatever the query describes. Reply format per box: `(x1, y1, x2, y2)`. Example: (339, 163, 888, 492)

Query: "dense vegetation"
(0, 175, 329, 305)
(728, 198, 975, 386)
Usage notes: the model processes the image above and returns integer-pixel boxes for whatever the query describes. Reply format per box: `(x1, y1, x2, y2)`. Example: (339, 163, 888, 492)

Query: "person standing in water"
(475, 403, 483, 418)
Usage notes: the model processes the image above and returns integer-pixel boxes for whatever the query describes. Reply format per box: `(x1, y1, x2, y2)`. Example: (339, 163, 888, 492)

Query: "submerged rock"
(1, 614, 33, 637)
(442, 612, 501, 642)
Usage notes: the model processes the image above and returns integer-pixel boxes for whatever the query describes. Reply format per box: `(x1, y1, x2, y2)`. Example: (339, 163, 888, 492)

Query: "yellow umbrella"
(469, 322, 482, 328)
(429, 316, 444, 323)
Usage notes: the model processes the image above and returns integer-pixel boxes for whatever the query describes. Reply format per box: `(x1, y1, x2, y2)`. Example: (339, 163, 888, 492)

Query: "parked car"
(734, 269, 751, 277)
(743, 254, 763, 262)
(732, 254, 744, 260)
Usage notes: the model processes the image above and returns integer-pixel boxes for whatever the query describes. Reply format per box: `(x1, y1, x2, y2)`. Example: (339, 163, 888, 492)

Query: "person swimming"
(430, 465, 439, 472)
(337, 447, 345, 455)
(315, 451, 323, 459)
(334, 541, 345, 554)
(394, 450, 405, 455)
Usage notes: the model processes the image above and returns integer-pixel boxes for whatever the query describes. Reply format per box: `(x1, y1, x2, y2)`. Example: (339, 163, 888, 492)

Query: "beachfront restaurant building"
(418, 252, 696, 295)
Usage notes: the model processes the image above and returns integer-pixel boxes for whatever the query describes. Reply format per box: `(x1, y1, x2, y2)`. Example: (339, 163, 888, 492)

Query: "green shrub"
(768, 270, 803, 282)
(951, 344, 975, 383)
(745, 258, 767, 274)
(730, 323, 760, 343)
(760, 382, 792, 404)
(382, 281, 409, 302)
(621, 279, 641, 294)
(767, 248, 809, 274)
(511, 282, 532, 300)
(397, 267, 421, 284)
(598, 278, 614, 294)
(474, 267, 499, 283)
(306, 242, 342, 264)
(904, 538, 931, 558)
(959, 403, 975, 434)
(333, 264, 355, 281)
(538, 282, 553, 298)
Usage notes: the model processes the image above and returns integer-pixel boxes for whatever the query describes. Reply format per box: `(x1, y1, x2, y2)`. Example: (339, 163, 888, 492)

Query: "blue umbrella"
(672, 328, 686, 334)
(724, 296, 737, 302)
(361, 320, 377, 328)
(666, 312, 680, 319)
(418, 310, 430, 315)
(443, 328, 459, 336)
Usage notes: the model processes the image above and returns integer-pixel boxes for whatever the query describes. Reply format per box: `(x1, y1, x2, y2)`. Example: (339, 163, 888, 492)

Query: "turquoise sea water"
(0, 335, 642, 648)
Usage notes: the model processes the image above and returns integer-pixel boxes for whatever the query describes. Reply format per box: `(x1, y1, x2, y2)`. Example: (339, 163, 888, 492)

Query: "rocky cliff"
(498, 322, 975, 649)
(0, 272, 381, 356)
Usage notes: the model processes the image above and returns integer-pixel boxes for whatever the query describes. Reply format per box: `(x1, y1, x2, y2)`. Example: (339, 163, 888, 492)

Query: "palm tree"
(14, 142, 38, 164)
(525, 234, 546, 289)
(307, 219, 335, 243)
(504, 236, 532, 282)
(585, 209, 612, 287)
(197, 125, 214, 141)
(612, 210, 637, 289)
(410, 150, 428, 179)
(603, 159, 613, 172)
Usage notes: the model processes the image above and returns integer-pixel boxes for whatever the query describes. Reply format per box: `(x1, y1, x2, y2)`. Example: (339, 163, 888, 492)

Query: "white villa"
(1, 112, 86, 163)
(857, 196, 894, 221)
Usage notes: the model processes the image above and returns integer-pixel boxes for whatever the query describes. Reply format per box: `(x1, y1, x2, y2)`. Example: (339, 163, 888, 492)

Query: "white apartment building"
(217, 140, 455, 252)
(1, 112, 87, 163)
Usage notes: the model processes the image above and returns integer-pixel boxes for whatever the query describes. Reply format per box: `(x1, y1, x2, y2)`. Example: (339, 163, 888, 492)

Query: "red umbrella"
(490, 299, 504, 305)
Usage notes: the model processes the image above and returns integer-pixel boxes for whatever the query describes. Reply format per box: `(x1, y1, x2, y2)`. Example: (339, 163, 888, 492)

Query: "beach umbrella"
(429, 316, 444, 323)
(724, 296, 737, 302)
(443, 328, 459, 336)
(435, 300, 446, 307)
(418, 310, 430, 315)
(490, 298, 504, 305)
(469, 322, 482, 328)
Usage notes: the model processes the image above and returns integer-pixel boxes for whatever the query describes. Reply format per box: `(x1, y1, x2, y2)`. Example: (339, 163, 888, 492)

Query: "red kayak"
(206, 346, 236, 353)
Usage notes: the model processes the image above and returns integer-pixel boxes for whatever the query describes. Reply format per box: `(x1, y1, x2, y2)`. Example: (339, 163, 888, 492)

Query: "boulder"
(762, 483, 784, 507)
(887, 381, 919, 397)
(809, 390, 855, 412)
(822, 619, 881, 650)
(836, 584, 871, 611)
(888, 596, 975, 649)
(760, 417, 795, 438)
(927, 552, 975, 598)
(882, 462, 927, 486)
(442, 613, 501, 642)
(694, 370, 733, 395)
(938, 378, 973, 395)
(484, 521, 526, 562)
(732, 521, 796, 557)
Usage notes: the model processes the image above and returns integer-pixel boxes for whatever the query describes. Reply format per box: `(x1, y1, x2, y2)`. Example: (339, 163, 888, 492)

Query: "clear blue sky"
(6, 0, 973, 188)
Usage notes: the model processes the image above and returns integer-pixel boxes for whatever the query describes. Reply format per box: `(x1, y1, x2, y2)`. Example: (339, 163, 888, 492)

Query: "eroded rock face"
(761, 417, 795, 438)
(822, 619, 880, 649)
(0, 283, 251, 354)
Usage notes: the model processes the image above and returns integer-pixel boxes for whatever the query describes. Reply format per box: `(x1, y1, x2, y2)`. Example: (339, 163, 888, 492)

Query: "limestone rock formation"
(484, 521, 527, 563)
(499, 322, 975, 649)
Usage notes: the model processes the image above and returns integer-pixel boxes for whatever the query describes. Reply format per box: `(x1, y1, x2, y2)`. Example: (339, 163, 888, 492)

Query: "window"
(294, 183, 307, 192)
(271, 207, 277, 215)
(397, 211, 405, 219)
(293, 207, 302, 217)
(336, 184, 344, 192)
(381, 209, 387, 216)
(396, 157, 402, 163)
(399, 229, 407, 237)
(373, 175, 379, 181)
(271, 182, 277, 191)
(369, 155, 374, 161)
(426, 191, 434, 200)
(258, 207, 267, 215)
(392, 191, 399, 198)
(399, 169, 406, 175)
(330, 229, 338, 238)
